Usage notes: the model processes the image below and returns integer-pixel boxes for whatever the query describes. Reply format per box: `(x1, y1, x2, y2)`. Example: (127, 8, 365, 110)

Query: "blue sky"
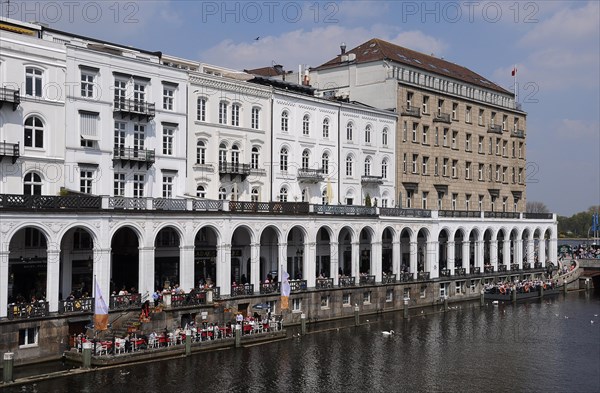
(4, 0, 599, 216)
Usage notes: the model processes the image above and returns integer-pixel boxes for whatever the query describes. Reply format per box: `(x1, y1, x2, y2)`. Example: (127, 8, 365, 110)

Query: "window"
(25, 67, 43, 97)
(495, 165, 500, 182)
(502, 197, 508, 212)
(478, 136, 484, 153)
(251, 187, 259, 202)
(114, 79, 126, 107)
(422, 125, 429, 144)
(403, 121, 407, 141)
(321, 189, 327, 205)
(443, 128, 448, 147)
(403, 153, 407, 173)
(502, 166, 507, 183)
(23, 172, 42, 195)
(162, 175, 173, 198)
(231, 145, 240, 166)
(363, 291, 371, 304)
(406, 190, 413, 208)
(197, 97, 206, 121)
(133, 124, 145, 151)
(465, 161, 471, 179)
(514, 117, 520, 131)
(451, 130, 458, 149)
(302, 114, 310, 136)
(365, 125, 371, 144)
(502, 140, 507, 157)
(346, 122, 353, 141)
(437, 192, 444, 209)
(437, 99, 444, 115)
(79, 112, 98, 148)
(518, 142, 523, 159)
(218, 187, 226, 200)
(420, 285, 427, 298)
(488, 164, 493, 182)
(280, 148, 288, 171)
(422, 96, 429, 114)
(451, 160, 457, 178)
(452, 193, 457, 210)
(24, 116, 44, 148)
(465, 106, 471, 123)
(442, 158, 448, 177)
(162, 127, 174, 155)
(114, 121, 125, 151)
(452, 103, 458, 120)
(440, 283, 447, 298)
(382, 127, 389, 146)
(81, 71, 94, 98)
(322, 118, 330, 138)
(488, 137, 493, 155)
(422, 192, 428, 209)
(196, 185, 206, 198)
(412, 154, 418, 173)
(412, 123, 418, 142)
(133, 82, 146, 103)
(346, 155, 353, 176)
(434, 127, 439, 146)
(322, 152, 329, 174)
(403, 287, 410, 300)
(470, 280, 478, 293)
(251, 107, 260, 129)
(80, 170, 94, 194)
(364, 157, 372, 176)
(465, 194, 471, 210)
(281, 111, 289, 132)
(251, 147, 259, 169)
(196, 141, 206, 164)
(465, 133, 471, 151)
(163, 87, 174, 110)
(19, 327, 39, 347)
(512, 141, 516, 158)
(231, 104, 240, 126)
(478, 109, 484, 126)
(219, 102, 228, 124)
(342, 293, 351, 306)
(114, 173, 125, 196)
(478, 195, 484, 211)
(495, 138, 500, 155)
(512, 167, 516, 184)
(382, 159, 388, 179)
(422, 156, 428, 175)
(455, 281, 464, 294)
(279, 187, 288, 202)
(219, 143, 227, 166)
(386, 289, 393, 302)
(406, 91, 413, 108)
(434, 157, 439, 176)
(502, 115, 508, 131)
(133, 174, 145, 197)
(302, 150, 310, 170)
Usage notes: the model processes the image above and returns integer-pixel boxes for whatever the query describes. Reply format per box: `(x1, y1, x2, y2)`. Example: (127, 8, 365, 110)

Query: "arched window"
(382, 127, 389, 146)
(196, 140, 206, 164)
(382, 159, 388, 179)
(365, 125, 372, 144)
(231, 185, 238, 201)
(251, 187, 259, 202)
(196, 185, 206, 198)
(346, 122, 353, 141)
(301, 150, 310, 170)
(302, 114, 310, 136)
(25, 67, 43, 97)
(321, 152, 329, 175)
(364, 157, 372, 176)
(218, 187, 227, 200)
(346, 155, 353, 176)
(251, 147, 259, 169)
(24, 172, 42, 195)
(301, 188, 307, 202)
(24, 116, 44, 148)
(279, 187, 288, 202)
(219, 143, 227, 166)
(280, 147, 288, 171)
(281, 111, 289, 132)
(321, 189, 328, 205)
(322, 118, 330, 138)
(231, 144, 240, 165)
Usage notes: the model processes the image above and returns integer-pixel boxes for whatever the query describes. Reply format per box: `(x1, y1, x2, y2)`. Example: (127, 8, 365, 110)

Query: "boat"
(484, 285, 561, 302)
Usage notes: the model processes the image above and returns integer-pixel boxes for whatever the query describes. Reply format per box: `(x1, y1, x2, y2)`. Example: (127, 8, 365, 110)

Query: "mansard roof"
(316, 38, 511, 95)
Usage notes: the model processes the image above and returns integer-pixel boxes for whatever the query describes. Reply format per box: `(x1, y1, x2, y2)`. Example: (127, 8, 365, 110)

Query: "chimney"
(340, 42, 346, 55)
(273, 64, 284, 75)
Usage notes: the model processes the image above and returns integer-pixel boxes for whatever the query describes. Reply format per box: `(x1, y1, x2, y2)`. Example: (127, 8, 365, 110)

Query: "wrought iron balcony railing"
(313, 204, 377, 216)
(338, 276, 356, 287)
(511, 129, 525, 138)
(219, 162, 252, 180)
(454, 268, 466, 276)
(7, 301, 49, 320)
(0, 141, 20, 164)
(358, 275, 375, 285)
(498, 264, 507, 272)
(382, 273, 396, 284)
(523, 212, 553, 220)
(401, 106, 421, 118)
(113, 99, 155, 120)
(380, 207, 432, 218)
(289, 280, 307, 292)
(316, 278, 334, 289)
(113, 147, 156, 169)
(59, 297, 94, 314)
(110, 293, 142, 310)
(439, 210, 480, 218)
(0, 194, 101, 210)
(260, 282, 280, 294)
(487, 124, 503, 134)
(297, 168, 325, 183)
(417, 271, 430, 281)
(0, 87, 20, 111)
(433, 112, 451, 123)
(229, 201, 309, 214)
(511, 263, 520, 271)
(361, 175, 383, 185)
(440, 269, 451, 277)
(399, 272, 413, 282)
(231, 284, 254, 297)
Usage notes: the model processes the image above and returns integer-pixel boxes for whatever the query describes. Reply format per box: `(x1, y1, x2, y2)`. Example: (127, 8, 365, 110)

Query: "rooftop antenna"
(340, 42, 346, 55)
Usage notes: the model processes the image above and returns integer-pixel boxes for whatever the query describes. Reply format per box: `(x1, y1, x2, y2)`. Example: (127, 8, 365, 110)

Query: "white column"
(0, 250, 9, 318)
(351, 241, 360, 278)
(61, 254, 73, 300)
(549, 236, 558, 263)
(217, 244, 231, 296)
(490, 240, 498, 269)
(462, 241, 470, 274)
(539, 240, 546, 265)
(305, 242, 316, 288)
(250, 243, 260, 293)
(447, 241, 455, 274)
(278, 242, 287, 280)
(392, 240, 401, 277)
(515, 240, 523, 269)
(138, 246, 155, 298)
(46, 248, 60, 312)
(476, 240, 485, 271)
(503, 240, 511, 268)
(372, 241, 382, 282)
(330, 241, 339, 285)
(93, 248, 111, 305)
(180, 245, 195, 292)
(427, 241, 438, 279)
(409, 241, 417, 279)
(527, 238, 535, 266)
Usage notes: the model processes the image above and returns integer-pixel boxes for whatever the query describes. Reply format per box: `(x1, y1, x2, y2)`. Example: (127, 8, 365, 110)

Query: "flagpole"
(513, 64, 518, 104)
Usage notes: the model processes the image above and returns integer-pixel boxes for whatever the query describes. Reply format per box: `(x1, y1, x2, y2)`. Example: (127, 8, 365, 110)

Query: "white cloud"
(199, 25, 446, 70)
(555, 119, 600, 140)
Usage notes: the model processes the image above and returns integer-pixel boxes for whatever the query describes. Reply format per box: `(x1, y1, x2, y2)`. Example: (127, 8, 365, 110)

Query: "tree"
(526, 201, 549, 213)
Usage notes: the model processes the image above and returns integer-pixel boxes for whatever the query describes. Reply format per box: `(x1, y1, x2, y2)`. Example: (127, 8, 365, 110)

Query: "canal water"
(6, 291, 600, 393)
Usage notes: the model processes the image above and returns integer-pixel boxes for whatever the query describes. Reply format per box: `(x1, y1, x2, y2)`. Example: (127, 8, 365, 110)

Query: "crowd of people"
(484, 278, 557, 295)
(562, 243, 600, 260)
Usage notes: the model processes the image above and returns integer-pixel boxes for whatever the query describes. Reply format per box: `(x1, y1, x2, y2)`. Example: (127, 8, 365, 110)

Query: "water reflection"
(6, 292, 599, 393)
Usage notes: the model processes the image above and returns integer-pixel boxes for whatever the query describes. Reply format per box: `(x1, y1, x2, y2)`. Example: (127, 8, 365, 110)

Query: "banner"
(94, 278, 109, 331)
(280, 268, 290, 310)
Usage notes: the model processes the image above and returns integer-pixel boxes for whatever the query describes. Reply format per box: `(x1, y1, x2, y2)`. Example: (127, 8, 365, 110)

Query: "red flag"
(511, 67, 517, 76)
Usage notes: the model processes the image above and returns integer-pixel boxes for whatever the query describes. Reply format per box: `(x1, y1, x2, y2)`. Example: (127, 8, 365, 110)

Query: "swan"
(381, 330, 394, 336)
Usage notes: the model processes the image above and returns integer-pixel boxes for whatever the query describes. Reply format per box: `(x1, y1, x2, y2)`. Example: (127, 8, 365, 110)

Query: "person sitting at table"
(124, 334, 132, 352)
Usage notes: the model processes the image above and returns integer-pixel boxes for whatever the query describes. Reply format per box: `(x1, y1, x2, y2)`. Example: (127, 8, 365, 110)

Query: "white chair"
(114, 340, 125, 354)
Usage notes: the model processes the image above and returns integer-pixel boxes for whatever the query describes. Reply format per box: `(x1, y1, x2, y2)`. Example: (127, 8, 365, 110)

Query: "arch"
(110, 226, 140, 295)
(59, 226, 95, 301)
(194, 225, 220, 288)
(24, 115, 45, 148)
(8, 226, 50, 304)
(337, 226, 356, 277)
(259, 225, 281, 284)
(231, 225, 254, 286)
(23, 171, 43, 195)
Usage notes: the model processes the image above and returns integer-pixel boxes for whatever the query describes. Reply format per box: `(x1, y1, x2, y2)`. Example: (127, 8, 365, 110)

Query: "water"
(6, 292, 600, 393)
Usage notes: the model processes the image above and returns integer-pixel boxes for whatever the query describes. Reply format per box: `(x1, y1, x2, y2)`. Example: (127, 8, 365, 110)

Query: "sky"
(3, 0, 599, 216)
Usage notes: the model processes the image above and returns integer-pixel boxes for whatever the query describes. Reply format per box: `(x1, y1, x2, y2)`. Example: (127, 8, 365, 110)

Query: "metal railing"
(382, 274, 396, 284)
(484, 266, 495, 274)
(113, 147, 156, 164)
(219, 162, 252, 176)
(316, 278, 334, 288)
(401, 106, 421, 117)
(114, 99, 156, 119)
(512, 129, 525, 138)
(359, 275, 375, 285)
(0, 87, 20, 110)
(259, 282, 280, 294)
(289, 280, 307, 292)
(523, 263, 532, 270)
(399, 272, 413, 282)
(7, 301, 49, 319)
(297, 168, 325, 182)
(229, 201, 309, 214)
(498, 264, 507, 272)
(433, 112, 451, 123)
(231, 284, 254, 297)
(170, 291, 207, 307)
(439, 210, 480, 218)
(454, 268, 466, 276)
(59, 297, 94, 314)
(0, 141, 19, 162)
(313, 204, 376, 216)
(338, 277, 355, 287)
(511, 264, 520, 271)
(523, 212, 553, 220)
(417, 271, 430, 281)
(109, 293, 142, 310)
(380, 207, 431, 218)
(484, 211, 520, 219)
(471, 267, 481, 275)
(440, 269, 451, 277)
(534, 262, 543, 269)
(0, 194, 101, 210)
(488, 124, 503, 134)
(361, 175, 384, 185)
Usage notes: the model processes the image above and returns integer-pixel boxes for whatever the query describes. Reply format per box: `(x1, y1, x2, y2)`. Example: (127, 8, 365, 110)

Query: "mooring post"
(403, 298, 409, 319)
(354, 305, 360, 326)
(586, 279, 591, 291)
(235, 324, 241, 348)
(3, 352, 14, 383)
(443, 296, 449, 312)
(511, 288, 517, 303)
(480, 289, 485, 307)
(82, 341, 92, 369)
(300, 313, 306, 336)
(539, 285, 544, 299)
(563, 279, 568, 295)
(185, 329, 191, 356)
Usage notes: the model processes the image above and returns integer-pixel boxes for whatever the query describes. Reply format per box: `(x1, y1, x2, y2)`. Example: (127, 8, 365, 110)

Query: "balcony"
(484, 211, 520, 219)
(113, 99, 155, 121)
(229, 201, 309, 214)
(523, 212, 553, 220)
(316, 278, 334, 289)
(260, 282, 280, 294)
(219, 162, 251, 181)
(498, 264, 507, 272)
(289, 280, 307, 292)
(361, 175, 383, 185)
(59, 297, 94, 314)
(382, 273, 396, 284)
(523, 263, 531, 270)
(433, 112, 451, 124)
(313, 204, 376, 216)
(511, 129, 525, 138)
(231, 284, 254, 297)
(484, 266, 495, 274)
(0, 141, 19, 164)
(511, 264, 520, 271)
(359, 275, 375, 286)
(416, 271, 430, 281)
(297, 168, 324, 183)
(109, 293, 141, 310)
(113, 147, 156, 169)
(487, 123, 503, 134)
(454, 268, 466, 276)
(0, 87, 20, 111)
(439, 210, 480, 218)
(440, 269, 451, 277)
(338, 276, 356, 287)
(0, 194, 101, 210)
(7, 301, 49, 319)
(380, 207, 432, 218)
(399, 272, 413, 282)
(471, 267, 481, 275)
(401, 106, 421, 118)
(153, 198, 187, 211)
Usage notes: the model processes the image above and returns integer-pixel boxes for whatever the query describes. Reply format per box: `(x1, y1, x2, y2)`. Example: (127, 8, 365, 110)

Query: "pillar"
(217, 244, 231, 296)
(503, 240, 511, 269)
(409, 241, 417, 279)
(515, 240, 523, 269)
(372, 241, 382, 282)
(476, 240, 485, 271)
(0, 250, 9, 318)
(305, 242, 316, 289)
(392, 240, 401, 277)
(427, 241, 438, 279)
(539, 239, 546, 266)
(180, 245, 195, 292)
(549, 236, 558, 263)
(47, 248, 60, 312)
(60, 254, 73, 300)
(138, 246, 155, 298)
(250, 243, 260, 293)
(330, 242, 339, 285)
(527, 238, 535, 266)
(462, 241, 470, 274)
(92, 248, 111, 306)
(446, 241, 455, 274)
(351, 241, 360, 278)
(277, 242, 287, 278)
(489, 240, 498, 270)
